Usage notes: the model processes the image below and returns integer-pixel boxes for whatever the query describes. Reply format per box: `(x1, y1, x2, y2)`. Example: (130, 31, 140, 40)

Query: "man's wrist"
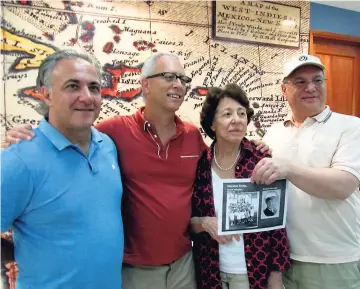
(286, 161, 298, 180)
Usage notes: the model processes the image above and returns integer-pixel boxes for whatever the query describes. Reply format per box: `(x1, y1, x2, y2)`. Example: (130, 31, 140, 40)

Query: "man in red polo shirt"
(96, 52, 205, 289)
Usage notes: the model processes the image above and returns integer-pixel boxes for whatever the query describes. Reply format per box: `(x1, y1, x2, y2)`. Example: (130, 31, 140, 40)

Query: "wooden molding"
(310, 30, 360, 55)
(310, 30, 360, 56)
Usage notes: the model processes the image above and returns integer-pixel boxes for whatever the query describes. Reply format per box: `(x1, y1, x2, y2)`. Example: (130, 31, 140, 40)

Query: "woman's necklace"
(213, 144, 241, 171)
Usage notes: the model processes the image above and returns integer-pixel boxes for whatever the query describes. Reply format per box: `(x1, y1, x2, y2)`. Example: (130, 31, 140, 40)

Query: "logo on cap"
(299, 56, 308, 61)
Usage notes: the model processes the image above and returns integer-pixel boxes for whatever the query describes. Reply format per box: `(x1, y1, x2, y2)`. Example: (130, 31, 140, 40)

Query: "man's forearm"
(287, 163, 359, 200)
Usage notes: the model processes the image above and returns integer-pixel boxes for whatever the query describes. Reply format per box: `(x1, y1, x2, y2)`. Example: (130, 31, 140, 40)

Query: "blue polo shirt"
(1, 119, 123, 289)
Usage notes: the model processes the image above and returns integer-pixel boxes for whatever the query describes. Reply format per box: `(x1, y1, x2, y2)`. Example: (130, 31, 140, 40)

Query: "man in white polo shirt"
(251, 54, 360, 289)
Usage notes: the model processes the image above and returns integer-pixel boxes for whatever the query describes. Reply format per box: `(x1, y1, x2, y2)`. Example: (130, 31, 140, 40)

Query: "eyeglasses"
(284, 78, 326, 89)
(146, 72, 192, 86)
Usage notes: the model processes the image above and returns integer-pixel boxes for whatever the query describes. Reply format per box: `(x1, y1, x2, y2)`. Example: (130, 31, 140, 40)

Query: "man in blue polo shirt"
(1, 50, 124, 289)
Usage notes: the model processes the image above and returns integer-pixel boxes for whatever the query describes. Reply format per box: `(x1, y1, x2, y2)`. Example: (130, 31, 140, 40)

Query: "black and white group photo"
(225, 191, 259, 231)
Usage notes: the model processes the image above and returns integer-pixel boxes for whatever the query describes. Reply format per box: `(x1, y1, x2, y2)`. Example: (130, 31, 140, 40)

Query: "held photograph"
(218, 179, 288, 235)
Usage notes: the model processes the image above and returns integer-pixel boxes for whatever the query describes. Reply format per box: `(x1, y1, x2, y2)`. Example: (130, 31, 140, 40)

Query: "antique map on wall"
(213, 1, 301, 47)
(0, 0, 310, 144)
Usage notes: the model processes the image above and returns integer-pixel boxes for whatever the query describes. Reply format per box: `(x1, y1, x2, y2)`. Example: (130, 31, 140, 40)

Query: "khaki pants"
(122, 250, 196, 289)
(283, 259, 360, 289)
(220, 271, 250, 289)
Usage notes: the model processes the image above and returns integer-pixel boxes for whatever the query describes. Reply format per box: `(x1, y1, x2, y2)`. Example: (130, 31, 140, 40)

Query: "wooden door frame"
(309, 30, 360, 116)
(309, 30, 360, 54)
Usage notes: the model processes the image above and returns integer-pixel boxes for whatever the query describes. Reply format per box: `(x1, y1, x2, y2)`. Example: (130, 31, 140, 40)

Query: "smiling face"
(42, 58, 101, 133)
(282, 65, 326, 121)
(211, 97, 248, 145)
(141, 55, 188, 113)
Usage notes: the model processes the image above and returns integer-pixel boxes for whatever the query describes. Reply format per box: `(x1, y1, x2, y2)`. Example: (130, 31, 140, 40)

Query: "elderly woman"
(191, 84, 290, 289)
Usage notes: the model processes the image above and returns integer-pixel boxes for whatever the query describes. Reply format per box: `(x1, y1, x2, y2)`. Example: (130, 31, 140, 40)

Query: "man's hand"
(251, 158, 289, 185)
(5, 262, 18, 289)
(251, 139, 272, 155)
(6, 124, 34, 144)
(201, 217, 240, 244)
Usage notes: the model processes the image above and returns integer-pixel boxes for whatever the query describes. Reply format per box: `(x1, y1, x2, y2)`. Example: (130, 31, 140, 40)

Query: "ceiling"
(311, 0, 360, 12)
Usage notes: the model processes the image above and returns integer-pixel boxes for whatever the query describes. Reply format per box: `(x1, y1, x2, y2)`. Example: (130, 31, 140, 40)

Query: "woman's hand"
(201, 217, 241, 244)
(267, 271, 283, 289)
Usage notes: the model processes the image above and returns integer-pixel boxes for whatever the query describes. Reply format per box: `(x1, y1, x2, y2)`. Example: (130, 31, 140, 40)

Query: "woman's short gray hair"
(36, 49, 101, 91)
(140, 52, 180, 80)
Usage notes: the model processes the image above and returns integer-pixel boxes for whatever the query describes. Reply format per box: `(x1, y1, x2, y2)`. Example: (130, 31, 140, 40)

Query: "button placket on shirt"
(147, 124, 158, 141)
(146, 122, 167, 158)
(70, 144, 98, 173)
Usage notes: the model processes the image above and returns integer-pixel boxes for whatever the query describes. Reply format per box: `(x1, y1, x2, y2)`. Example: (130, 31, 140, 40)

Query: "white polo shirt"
(264, 106, 360, 264)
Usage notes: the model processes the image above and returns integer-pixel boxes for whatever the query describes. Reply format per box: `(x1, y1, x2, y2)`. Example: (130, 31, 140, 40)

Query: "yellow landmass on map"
(1, 27, 56, 70)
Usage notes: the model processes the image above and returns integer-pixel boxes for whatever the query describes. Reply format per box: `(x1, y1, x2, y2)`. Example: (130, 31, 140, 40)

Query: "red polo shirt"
(96, 107, 206, 265)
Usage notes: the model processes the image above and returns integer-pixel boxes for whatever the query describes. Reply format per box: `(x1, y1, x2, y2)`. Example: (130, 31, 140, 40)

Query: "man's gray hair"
(140, 52, 180, 80)
(35, 49, 101, 116)
(35, 101, 50, 116)
(36, 49, 101, 91)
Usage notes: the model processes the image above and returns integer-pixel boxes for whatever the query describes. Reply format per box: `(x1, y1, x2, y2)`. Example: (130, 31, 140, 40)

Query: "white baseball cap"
(283, 54, 325, 79)
(265, 191, 278, 201)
